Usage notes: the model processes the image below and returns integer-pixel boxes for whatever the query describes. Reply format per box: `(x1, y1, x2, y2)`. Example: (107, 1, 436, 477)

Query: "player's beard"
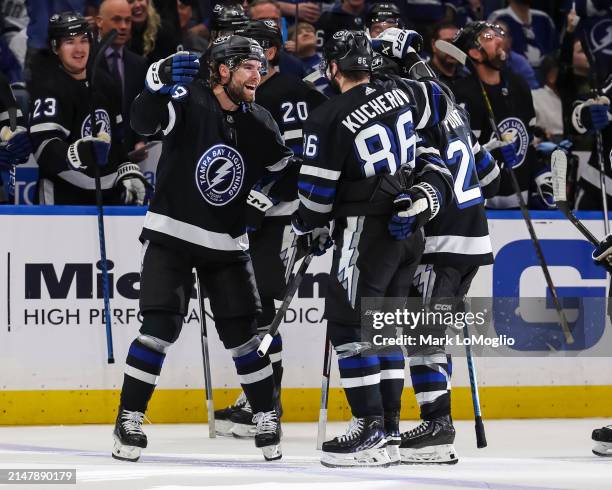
(226, 77, 257, 103)
(483, 47, 507, 71)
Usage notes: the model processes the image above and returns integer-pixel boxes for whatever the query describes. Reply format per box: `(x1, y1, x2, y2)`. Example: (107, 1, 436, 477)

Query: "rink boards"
(1, 207, 612, 425)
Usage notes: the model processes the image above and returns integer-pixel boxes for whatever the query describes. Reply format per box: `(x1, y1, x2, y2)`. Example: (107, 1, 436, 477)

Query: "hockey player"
(450, 21, 548, 209)
(28, 12, 147, 205)
(365, 2, 402, 39)
(214, 19, 327, 438)
(372, 27, 500, 464)
(210, 2, 249, 41)
(0, 71, 32, 203)
(293, 30, 453, 467)
(112, 35, 293, 463)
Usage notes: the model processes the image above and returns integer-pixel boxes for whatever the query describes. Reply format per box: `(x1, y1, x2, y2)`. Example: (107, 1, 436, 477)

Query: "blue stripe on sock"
(338, 355, 380, 370)
(411, 372, 448, 385)
(129, 344, 165, 368)
(270, 334, 282, 348)
(298, 181, 336, 198)
(378, 352, 404, 362)
(233, 348, 261, 368)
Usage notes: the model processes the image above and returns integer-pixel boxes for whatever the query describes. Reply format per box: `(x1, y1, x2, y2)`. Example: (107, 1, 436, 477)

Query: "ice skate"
(230, 397, 256, 439)
(384, 410, 401, 465)
(254, 410, 282, 461)
(399, 415, 458, 464)
(320, 416, 391, 468)
(112, 407, 147, 462)
(592, 425, 612, 457)
(214, 392, 249, 437)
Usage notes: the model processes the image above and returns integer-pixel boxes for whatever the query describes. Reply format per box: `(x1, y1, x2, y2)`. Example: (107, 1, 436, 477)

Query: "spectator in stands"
(454, 0, 485, 27)
(129, 0, 181, 61)
(177, 0, 208, 54)
(276, 0, 321, 25)
(488, 0, 558, 70)
(96, 0, 148, 160)
(314, 0, 366, 46)
(495, 19, 539, 89)
(285, 21, 320, 74)
(531, 54, 563, 140)
(1, 0, 28, 69)
(248, 0, 306, 77)
(396, 0, 455, 32)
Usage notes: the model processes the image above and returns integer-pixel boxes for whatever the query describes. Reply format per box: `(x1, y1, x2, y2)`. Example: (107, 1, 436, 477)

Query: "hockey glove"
(592, 233, 612, 273)
(115, 162, 147, 205)
(67, 132, 111, 170)
(484, 135, 519, 169)
(372, 28, 424, 58)
(533, 167, 555, 209)
(388, 185, 438, 241)
(245, 189, 277, 232)
(291, 213, 333, 256)
(572, 96, 611, 133)
(145, 51, 200, 96)
(0, 126, 31, 168)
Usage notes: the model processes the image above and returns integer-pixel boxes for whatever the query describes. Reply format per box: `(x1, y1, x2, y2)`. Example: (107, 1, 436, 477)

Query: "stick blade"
(551, 149, 568, 203)
(434, 40, 467, 65)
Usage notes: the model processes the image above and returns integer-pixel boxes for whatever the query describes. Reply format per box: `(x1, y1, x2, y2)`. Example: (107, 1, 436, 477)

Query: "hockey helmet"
(452, 21, 503, 54)
(48, 11, 91, 49)
(321, 30, 373, 75)
(208, 35, 267, 76)
(236, 20, 282, 50)
(366, 3, 402, 28)
(211, 2, 249, 35)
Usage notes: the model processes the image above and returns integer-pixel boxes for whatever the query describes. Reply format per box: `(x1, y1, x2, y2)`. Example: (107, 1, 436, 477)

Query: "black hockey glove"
(67, 132, 111, 170)
(115, 162, 147, 205)
(291, 212, 333, 256)
(245, 189, 277, 232)
(388, 183, 440, 240)
(592, 234, 612, 273)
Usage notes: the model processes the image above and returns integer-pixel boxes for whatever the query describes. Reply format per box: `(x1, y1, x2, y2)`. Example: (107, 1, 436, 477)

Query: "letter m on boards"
(25, 263, 93, 299)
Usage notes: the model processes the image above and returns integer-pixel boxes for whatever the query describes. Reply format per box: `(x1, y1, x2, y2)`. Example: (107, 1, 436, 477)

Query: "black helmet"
(322, 30, 373, 75)
(208, 34, 266, 72)
(211, 2, 249, 35)
(236, 20, 282, 49)
(48, 11, 90, 49)
(452, 21, 503, 53)
(366, 3, 402, 28)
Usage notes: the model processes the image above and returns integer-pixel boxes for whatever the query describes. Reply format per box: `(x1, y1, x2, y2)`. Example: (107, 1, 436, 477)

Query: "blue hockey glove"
(388, 185, 437, 240)
(145, 51, 200, 96)
(573, 96, 611, 133)
(593, 233, 612, 273)
(67, 132, 111, 170)
(291, 213, 333, 256)
(0, 126, 31, 168)
(499, 143, 518, 169)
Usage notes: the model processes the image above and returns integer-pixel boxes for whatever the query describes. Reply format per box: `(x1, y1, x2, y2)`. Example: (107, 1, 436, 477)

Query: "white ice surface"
(0, 419, 611, 490)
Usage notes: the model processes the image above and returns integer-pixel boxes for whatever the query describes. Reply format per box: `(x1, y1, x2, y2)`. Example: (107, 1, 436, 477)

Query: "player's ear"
(468, 47, 482, 62)
(266, 47, 277, 62)
(218, 63, 230, 84)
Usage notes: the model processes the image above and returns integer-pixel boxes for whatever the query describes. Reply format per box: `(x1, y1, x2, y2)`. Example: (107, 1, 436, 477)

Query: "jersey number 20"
(354, 110, 415, 178)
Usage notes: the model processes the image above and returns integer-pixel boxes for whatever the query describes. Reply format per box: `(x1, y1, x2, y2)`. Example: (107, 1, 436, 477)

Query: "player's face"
(131, 0, 149, 23)
(478, 28, 506, 69)
(228, 60, 262, 102)
(369, 18, 399, 39)
(57, 34, 90, 78)
(433, 27, 459, 67)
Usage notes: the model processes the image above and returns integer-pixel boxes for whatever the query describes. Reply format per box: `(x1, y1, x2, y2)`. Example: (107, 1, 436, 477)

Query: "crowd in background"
(0, 0, 609, 208)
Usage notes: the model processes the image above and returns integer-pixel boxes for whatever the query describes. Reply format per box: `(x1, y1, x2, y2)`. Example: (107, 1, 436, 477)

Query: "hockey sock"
(231, 335, 276, 413)
(337, 352, 383, 417)
(257, 297, 283, 393)
(120, 312, 182, 413)
(378, 349, 405, 412)
(409, 353, 451, 420)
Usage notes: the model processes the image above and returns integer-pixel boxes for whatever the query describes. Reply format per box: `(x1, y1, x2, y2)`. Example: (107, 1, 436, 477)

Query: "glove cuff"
(145, 59, 166, 94)
(115, 162, 145, 185)
(247, 189, 274, 213)
(67, 142, 83, 170)
(572, 102, 588, 135)
(411, 182, 440, 219)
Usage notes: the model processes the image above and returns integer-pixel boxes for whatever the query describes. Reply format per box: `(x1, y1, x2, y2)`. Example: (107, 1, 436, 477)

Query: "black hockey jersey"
(28, 58, 127, 205)
(452, 70, 544, 209)
(130, 80, 292, 256)
(297, 77, 453, 229)
(421, 106, 500, 266)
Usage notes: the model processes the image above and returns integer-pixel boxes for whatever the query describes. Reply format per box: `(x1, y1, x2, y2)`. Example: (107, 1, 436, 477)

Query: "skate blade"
(386, 443, 401, 466)
(321, 447, 391, 468)
(400, 444, 458, 465)
(262, 443, 282, 461)
(112, 437, 142, 462)
(231, 423, 256, 439)
(593, 441, 612, 457)
(214, 419, 236, 437)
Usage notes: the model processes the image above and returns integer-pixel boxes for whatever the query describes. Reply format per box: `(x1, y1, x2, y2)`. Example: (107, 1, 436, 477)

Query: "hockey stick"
(551, 149, 600, 245)
(89, 29, 118, 364)
(463, 325, 487, 448)
(580, 36, 610, 235)
(196, 275, 216, 438)
(435, 40, 574, 345)
(257, 250, 315, 357)
(0, 74, 20, 199)
(316, 332, 333, 450)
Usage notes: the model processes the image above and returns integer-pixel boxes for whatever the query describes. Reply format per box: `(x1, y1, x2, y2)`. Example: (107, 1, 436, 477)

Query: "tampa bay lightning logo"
(497, 117, 529, 168)
(195, 144, 245, 206)
(81, 109, 111, 138)
(590, 19, 612, 57)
